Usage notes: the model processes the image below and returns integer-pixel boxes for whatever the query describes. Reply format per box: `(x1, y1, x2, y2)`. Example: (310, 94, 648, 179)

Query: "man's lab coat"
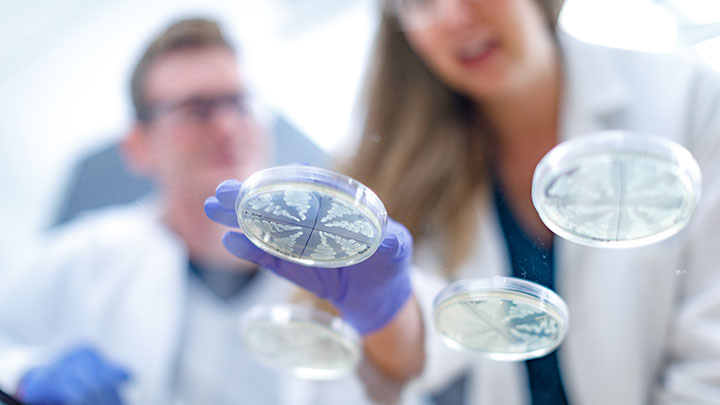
(412, 31, 720, 404)
(0, 201, 358, 404)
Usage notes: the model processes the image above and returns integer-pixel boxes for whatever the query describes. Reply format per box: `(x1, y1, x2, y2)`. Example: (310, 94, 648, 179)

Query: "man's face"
(136, 46, 268, 200)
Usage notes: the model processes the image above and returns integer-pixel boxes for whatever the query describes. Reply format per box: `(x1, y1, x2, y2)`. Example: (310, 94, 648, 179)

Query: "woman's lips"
(458, 40, 500, 68)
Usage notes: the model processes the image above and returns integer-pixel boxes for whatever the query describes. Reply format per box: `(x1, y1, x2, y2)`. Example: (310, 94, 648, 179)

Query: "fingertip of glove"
(65, 343, 98, 362)
(223, 232, 276, 268)
(204, 196, 218, 211)
(222, 232, 255, 259)
(111, 366, 131, 382)
(216, 179, 244, 208)
(380, 219, 413, 259)
(216, 179, 242, 192)
(204, 197, 227, 223)
(222, 230, 243, 247)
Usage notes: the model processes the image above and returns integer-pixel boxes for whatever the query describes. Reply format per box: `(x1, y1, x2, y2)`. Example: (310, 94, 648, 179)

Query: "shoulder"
(560, 30, 720, 149)
(600, 44, 720, 154)
(31, 202, 184, 275)
(560, 30, 719, 96)
(47, 202, 163, 248)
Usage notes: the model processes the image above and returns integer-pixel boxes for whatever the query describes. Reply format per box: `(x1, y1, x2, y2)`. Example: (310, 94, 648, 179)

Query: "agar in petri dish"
(532, 131, 702, 248)
(240, 304, 361, 380)
(236, 165, 387, 267)
(433, 277, 569, 361)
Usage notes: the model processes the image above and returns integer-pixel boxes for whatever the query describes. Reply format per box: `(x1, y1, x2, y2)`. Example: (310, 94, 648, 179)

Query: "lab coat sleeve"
(0, 226, 111, 394)
(404, 266, 473, 398)
(654, 64, 720, 403)
(0, 238, 67, 392)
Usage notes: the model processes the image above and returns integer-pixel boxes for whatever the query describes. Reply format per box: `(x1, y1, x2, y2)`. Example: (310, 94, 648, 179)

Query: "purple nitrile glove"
(18, 345, 130, 405)
(204, 178, 413, 335)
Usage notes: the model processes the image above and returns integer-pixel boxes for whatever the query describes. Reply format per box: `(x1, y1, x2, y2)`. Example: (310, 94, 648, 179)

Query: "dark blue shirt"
(188, 260, 259, 301)
(433, 184, 570, 405)
(493, 181, 569, 405)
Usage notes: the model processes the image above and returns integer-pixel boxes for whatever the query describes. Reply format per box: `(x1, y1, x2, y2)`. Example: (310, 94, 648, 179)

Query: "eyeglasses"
(391, 0, 479, 30)
(139, 92, 253, 124)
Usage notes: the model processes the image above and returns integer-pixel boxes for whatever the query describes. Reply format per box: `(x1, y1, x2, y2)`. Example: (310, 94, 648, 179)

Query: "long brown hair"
(343, 0, 565, 275)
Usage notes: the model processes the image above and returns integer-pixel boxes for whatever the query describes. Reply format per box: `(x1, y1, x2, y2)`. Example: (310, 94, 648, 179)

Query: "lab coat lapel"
(459, 197, 530, 405)
(553, 32, 663, 404)
(556, 30, 630, 143)
(107, 213, 189, 403)
(464, 33, 635, 404)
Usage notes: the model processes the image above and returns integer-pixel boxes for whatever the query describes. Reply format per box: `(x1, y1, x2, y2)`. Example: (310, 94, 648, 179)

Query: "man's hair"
(130, 18, 235, 121)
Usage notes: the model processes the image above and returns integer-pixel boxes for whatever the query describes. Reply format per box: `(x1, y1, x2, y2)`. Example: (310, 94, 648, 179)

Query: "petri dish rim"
(236, 165, 388, 267)
(239, 303, 362, 380)
(532, 130, 702, 248)
(432, 276, 570, 361)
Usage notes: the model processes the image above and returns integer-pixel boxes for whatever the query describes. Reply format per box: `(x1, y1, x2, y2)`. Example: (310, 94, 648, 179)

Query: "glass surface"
(240, 304, 361, 380)
(433, 277, 569, 361)
(533, 131, 702, 248)
(237, 165, 387, 267)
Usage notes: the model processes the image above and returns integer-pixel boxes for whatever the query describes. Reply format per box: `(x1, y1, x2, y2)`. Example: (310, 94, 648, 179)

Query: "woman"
(345, 0, 720, 403)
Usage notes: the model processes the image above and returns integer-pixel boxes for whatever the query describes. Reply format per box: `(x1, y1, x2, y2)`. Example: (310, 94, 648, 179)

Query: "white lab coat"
(410, 31, 720, 404)
(0, 201, 369, 404)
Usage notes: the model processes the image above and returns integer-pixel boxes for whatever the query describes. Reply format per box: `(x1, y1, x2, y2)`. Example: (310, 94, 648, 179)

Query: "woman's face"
(397, 0, 557, 102)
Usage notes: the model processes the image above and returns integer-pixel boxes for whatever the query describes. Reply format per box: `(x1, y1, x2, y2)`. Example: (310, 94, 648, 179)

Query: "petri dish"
(236, 165, 387, 267)
(240, 304, 362, 380)
(532, 131, 702, 248)
(433, 276, 569, 361)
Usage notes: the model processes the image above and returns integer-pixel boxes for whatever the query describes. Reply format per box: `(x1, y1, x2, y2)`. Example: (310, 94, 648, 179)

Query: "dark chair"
(54, 115, 329, 225)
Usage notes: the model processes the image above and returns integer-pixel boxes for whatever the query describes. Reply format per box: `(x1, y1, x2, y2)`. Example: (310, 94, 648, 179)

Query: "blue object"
(0, 386, 23, 405)
(205, 179, 413, 335)
(18, 345, 130, 405)
(493, 181, 569, 405)
(54, 116, 328, 226)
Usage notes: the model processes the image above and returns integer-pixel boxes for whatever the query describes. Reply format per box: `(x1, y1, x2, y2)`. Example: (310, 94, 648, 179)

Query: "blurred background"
(1, 0, 719, 264)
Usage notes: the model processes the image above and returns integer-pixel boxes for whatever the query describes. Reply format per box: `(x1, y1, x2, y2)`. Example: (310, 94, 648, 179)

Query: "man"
(0, 18, 423, 404)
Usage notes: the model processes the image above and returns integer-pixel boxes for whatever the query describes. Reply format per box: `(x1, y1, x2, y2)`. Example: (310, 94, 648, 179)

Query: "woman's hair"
(343, 0, 565, 275)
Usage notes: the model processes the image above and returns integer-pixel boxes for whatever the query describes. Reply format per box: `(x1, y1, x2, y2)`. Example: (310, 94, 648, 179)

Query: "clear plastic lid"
(433, 276, 569, 361)
(236, 165, 387, 267)
(532, 131, 702, 248)
(240, 304, 362, 380)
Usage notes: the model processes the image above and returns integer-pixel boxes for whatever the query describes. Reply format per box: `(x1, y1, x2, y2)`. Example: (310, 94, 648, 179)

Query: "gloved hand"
(18, 345, 130, 405)
(204, 179, 413, 335)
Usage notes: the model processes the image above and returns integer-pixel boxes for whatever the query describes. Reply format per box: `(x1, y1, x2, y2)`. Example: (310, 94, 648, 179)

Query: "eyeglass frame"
(389, 0, 481, 30)
(136, 92, 254, 124)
